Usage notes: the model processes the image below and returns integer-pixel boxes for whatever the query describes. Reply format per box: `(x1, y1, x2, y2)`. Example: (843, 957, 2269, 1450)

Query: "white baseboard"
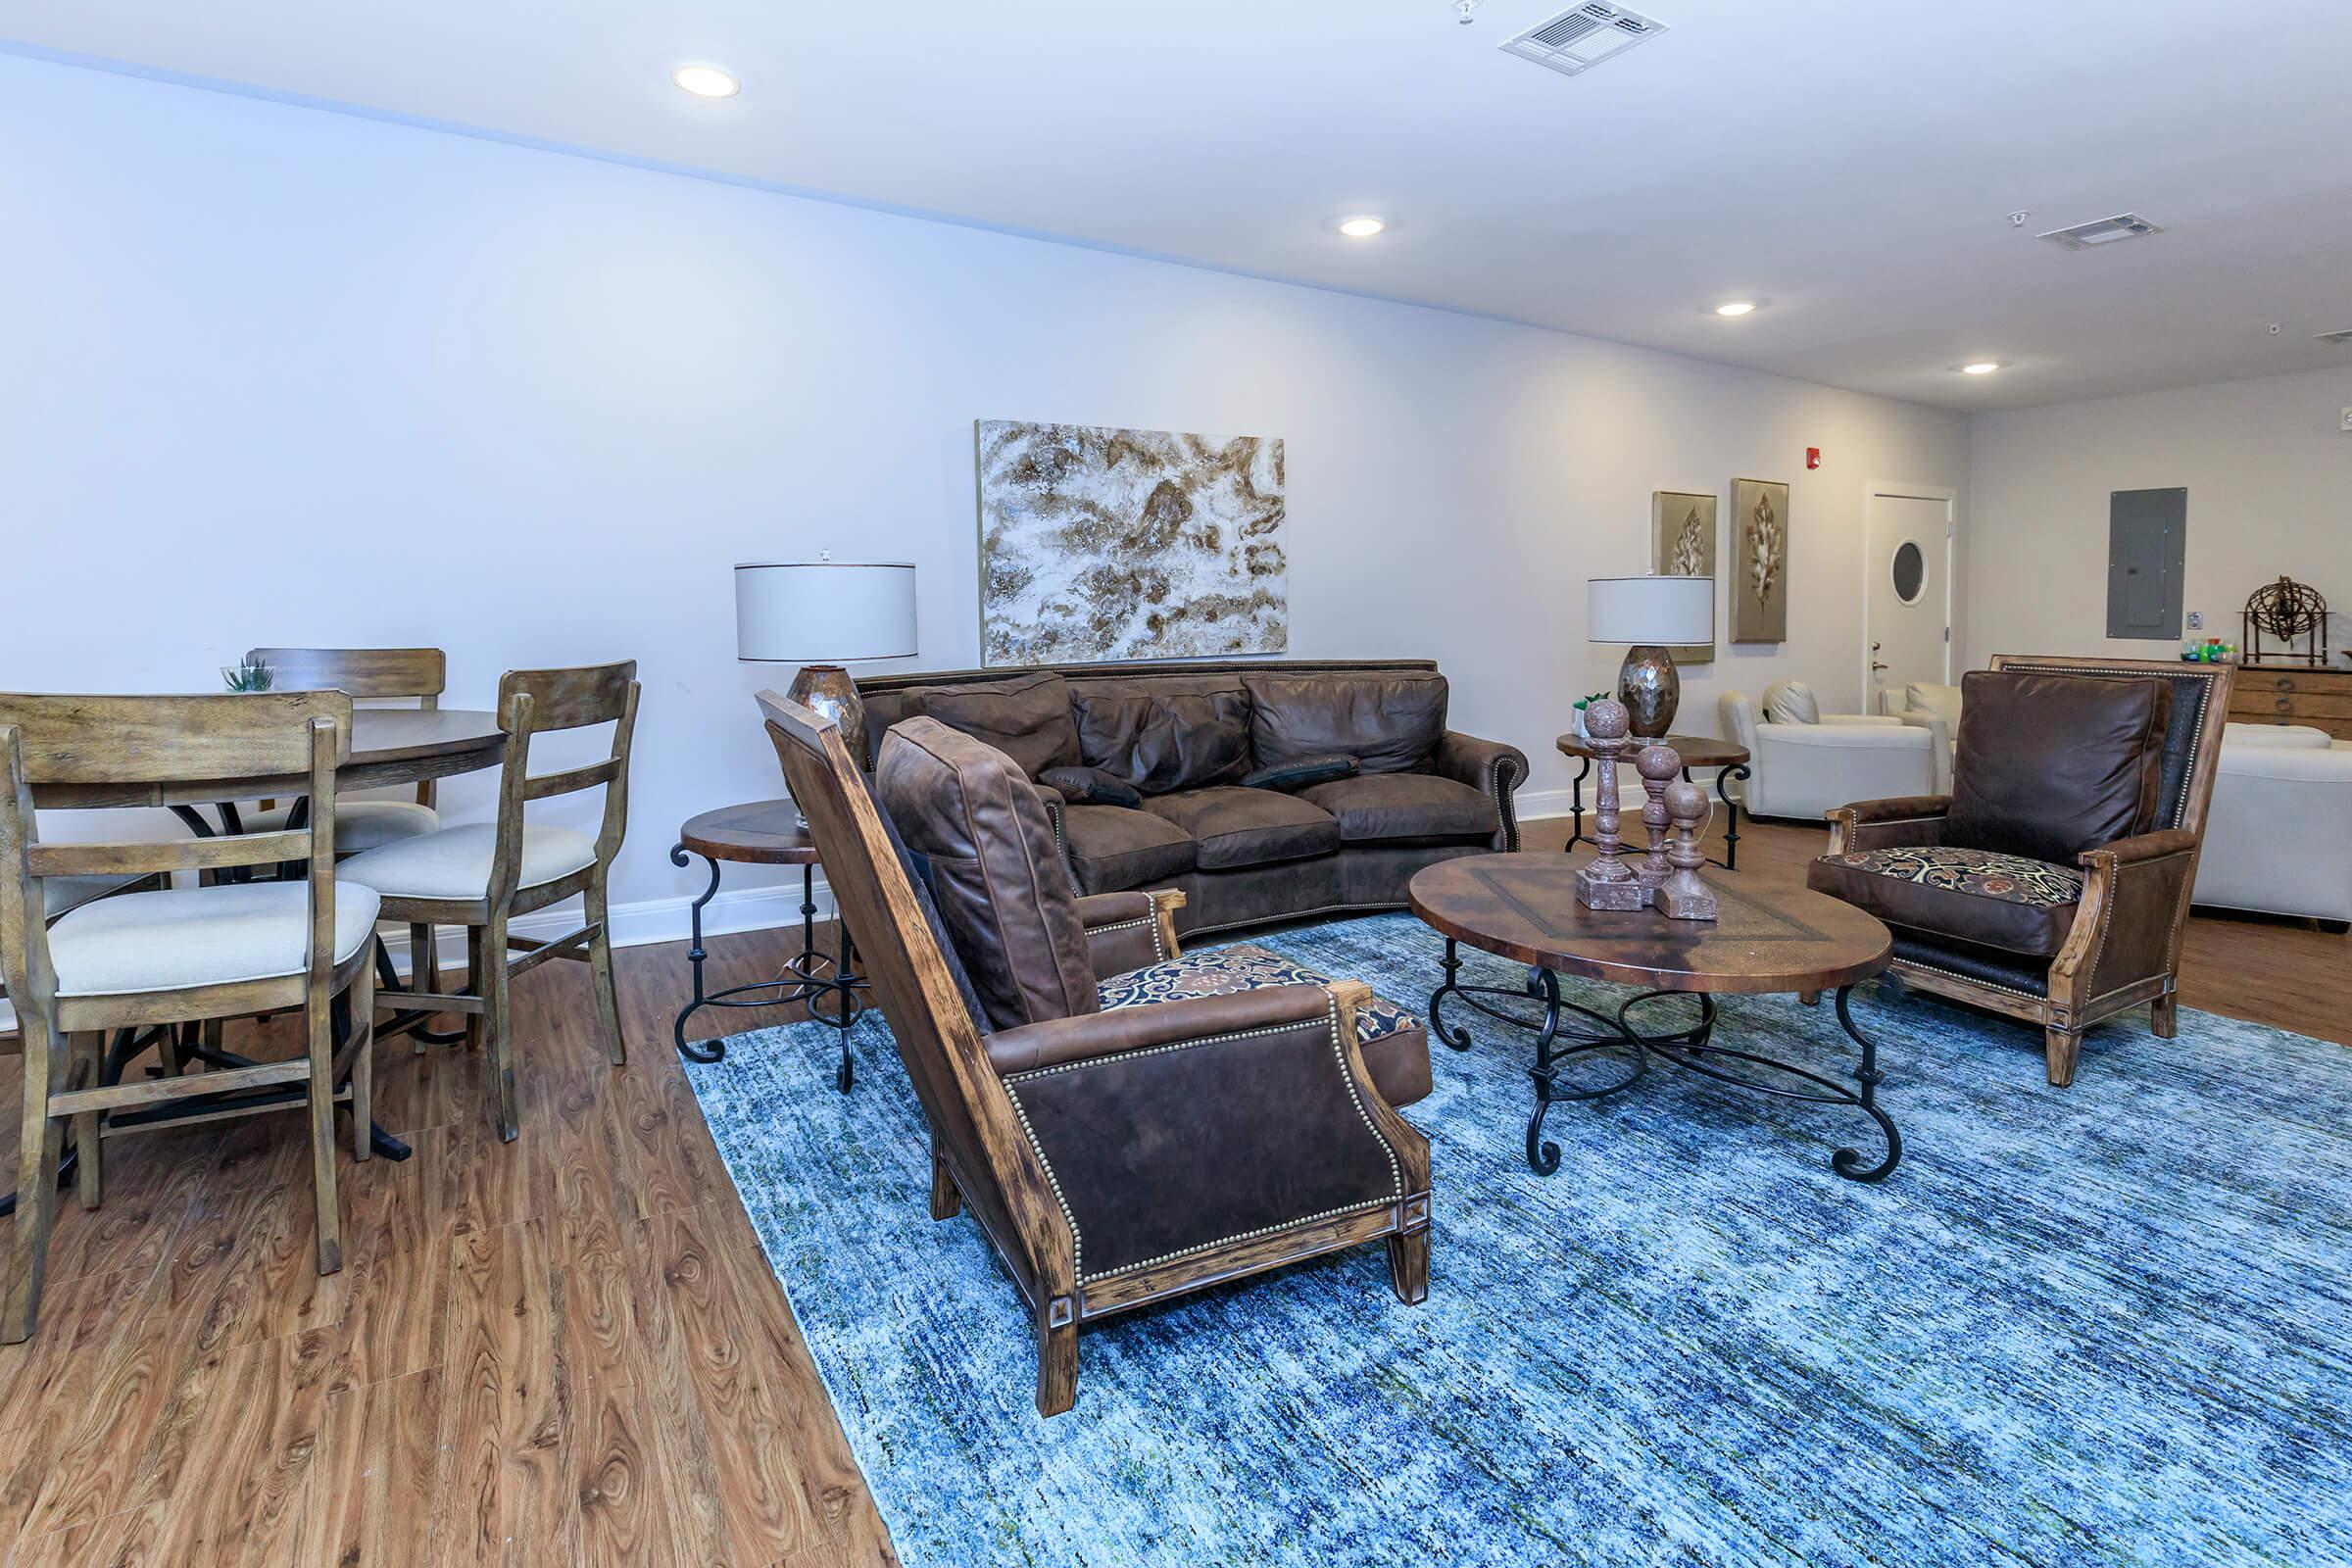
(1517, 789, 1573, 822)
(375, 877, 838, 976)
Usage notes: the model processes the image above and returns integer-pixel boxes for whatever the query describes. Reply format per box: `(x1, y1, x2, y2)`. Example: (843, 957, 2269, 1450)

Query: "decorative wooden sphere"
(1635, 744, 1682, 784)
(1585, 699, 1630, 741)
(1663, 779, 1707, 821)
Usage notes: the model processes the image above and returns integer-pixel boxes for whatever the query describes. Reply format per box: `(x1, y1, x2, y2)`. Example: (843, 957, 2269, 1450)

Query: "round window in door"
(1891, 541, 1928, 606)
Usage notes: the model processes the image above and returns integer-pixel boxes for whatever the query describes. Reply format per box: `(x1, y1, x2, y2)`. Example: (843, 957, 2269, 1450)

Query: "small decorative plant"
(1572, 690, 1609, 734)
(221, 656, 274, 692)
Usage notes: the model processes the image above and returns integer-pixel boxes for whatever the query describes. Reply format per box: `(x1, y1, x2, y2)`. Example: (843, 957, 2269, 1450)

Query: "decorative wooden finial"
(1575, 700, 1647, 911)
(1634, 742, 1682, 891)
(1652, 778, 1718, 921)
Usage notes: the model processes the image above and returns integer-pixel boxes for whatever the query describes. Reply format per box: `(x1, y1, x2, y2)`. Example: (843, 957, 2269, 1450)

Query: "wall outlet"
(2341, 407, 2352, 432)
(2185, 610, 2204, 630)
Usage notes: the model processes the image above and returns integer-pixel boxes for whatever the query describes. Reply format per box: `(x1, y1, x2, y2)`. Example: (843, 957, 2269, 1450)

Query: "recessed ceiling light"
(1959, 361, 2001, 375)
(1713, 300, 1757, 318)
(672, 64, 740, 99)
(1337, 216, 1387, 240)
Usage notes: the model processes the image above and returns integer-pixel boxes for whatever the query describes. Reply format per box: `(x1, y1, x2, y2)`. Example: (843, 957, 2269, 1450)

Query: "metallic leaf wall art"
(1731, 477, 1789, 644)
(1649, 490, 1719, 664)
(977, 420, 1288, 666)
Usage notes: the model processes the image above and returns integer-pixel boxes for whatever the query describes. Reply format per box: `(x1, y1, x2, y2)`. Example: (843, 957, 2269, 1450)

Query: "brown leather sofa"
(856, 660, 1527, 935)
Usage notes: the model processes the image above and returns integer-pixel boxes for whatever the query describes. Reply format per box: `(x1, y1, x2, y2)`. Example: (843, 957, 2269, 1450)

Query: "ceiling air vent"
(2315, 326, 2352, 345)
(2037, 214, 2163, 251)
(1502, 3, 1669, 77)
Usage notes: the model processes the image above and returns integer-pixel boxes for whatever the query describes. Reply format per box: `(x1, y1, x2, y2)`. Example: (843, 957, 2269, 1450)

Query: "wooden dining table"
(27, 708, 508, 1163)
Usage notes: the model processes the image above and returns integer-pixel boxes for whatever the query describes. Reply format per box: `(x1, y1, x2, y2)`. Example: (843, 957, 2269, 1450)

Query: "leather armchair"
(1720, 690, 1936, 820)
(762, 697, 1432, 1417)
(1810, 658, 2233, 1086)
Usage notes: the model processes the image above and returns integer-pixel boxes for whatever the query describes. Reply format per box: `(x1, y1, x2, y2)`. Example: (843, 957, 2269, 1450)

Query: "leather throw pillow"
(1943, 670, 2171, 866)
(1070, 685, 1252, 795)
(1243, 671, 1447, 775)
(901, 672, 1079, 779)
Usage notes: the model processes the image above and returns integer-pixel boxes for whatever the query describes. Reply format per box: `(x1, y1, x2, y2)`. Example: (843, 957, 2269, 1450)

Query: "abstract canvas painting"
(1731, 477, 1789, 644)
(1650, 490, 1718, 664)
(977, 420, 1287, 666)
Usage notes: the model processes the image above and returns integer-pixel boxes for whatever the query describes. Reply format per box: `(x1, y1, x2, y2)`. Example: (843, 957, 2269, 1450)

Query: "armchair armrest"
(1817, 713, 1907, 726)
(1435, 730, 1529, 851)
(1074, 888, 1186, 975)
(985, 981, 1337, 1075)
(1824, 795, 1951, 856)
(2059, 829, 2203, 1005)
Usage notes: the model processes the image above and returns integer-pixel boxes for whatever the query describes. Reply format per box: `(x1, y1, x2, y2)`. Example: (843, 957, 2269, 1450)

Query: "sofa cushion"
(1039, 764, 1143, 808)
(874, 717, 1098, 1032)
(1807, 845, 2082, 957)
(1243, 672, 1448, 776)
(1765, 681, 1822, 725)
(1096, 943, 1432, 1108)
(1061, 804, 1198, 894)
(1944, 670, 2171, 865)
(1142, 787, 1342, 870)
(1241, 754, 1356, 793)
(1070, 683, 1251, 795)
(1298, 772, 1497, 844)
(899, 671, 1079, 779)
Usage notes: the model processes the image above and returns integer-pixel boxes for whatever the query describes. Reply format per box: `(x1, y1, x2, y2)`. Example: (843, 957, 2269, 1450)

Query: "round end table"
(1555, 731, 1752, 870)
(670, 800, 866, 1089)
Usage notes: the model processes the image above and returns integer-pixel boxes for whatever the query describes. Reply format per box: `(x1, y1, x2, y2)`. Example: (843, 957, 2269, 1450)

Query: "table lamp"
(1587, 574, 1714, 738)
(735, 558, 918, 770)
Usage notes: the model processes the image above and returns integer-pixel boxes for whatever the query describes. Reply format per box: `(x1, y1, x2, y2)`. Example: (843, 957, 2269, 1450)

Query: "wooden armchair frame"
(759, 692, 1430, 1416)
(1825, 656, 2233, 1085)
(0, 692, 375, 1343)
(368, 661, 637, 1141)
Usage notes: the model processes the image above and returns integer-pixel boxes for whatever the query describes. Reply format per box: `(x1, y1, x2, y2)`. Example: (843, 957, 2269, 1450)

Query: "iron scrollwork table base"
(669, 801, 867, 1090)
(1407, 853, 1899, 1186)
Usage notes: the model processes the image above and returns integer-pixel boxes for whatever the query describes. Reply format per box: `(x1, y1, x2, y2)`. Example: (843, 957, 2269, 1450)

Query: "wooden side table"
(670, 800, 867, 1089)
(1555, 731, 1752, 870)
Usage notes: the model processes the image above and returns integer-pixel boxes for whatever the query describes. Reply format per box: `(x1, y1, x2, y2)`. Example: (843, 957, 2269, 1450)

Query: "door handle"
(1871, 662, 1890, 672)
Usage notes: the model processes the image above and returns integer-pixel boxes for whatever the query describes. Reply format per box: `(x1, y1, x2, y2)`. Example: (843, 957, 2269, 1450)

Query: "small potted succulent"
(221, 655, 274, 692)
(1571, 690, 1609, 737)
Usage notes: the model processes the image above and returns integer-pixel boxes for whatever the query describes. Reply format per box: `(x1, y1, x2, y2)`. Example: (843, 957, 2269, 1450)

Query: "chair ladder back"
(758, 692, 1074, 1300)
(248, 648, 447, 807)
(486, 662, 639, 910)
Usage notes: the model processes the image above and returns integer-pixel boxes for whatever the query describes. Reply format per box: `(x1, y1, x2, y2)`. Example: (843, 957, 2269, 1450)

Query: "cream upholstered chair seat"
(339, 822, 597, 902)
(43, 880, 381, 998)
(235, 798, 440, 854)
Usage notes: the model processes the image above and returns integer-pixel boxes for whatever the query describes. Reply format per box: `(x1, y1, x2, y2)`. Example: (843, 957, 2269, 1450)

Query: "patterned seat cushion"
(1807, 845, 2083, 958)
(1097, 944, 1431, 1107)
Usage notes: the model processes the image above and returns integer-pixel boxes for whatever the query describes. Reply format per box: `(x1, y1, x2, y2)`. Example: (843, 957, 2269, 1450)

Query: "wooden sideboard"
(2228, 662, 2352, 741)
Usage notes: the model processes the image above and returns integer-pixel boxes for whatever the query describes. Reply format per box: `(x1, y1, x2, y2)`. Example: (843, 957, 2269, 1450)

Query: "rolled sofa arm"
(1073, 888, 1186, 975)
(988, 980, 1422, 1287)
(1823, 795, 1951, 856)
(1436, 730, 1529, 852)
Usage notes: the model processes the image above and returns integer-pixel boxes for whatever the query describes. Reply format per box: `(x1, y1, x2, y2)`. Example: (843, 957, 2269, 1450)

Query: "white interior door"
(1863, 488, 1954, 712)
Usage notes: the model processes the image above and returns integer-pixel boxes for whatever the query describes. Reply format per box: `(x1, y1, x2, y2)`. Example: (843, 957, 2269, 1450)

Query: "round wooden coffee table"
(1407, 853, 1899, 1181)
(1555, 730, 1751, 869)
(670, 800, 867, 1087)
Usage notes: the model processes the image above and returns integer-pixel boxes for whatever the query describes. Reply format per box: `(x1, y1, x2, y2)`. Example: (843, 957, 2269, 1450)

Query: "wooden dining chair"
(240, 647, 451, 1003)
(338, 662, 637, 1141)
(0, 692, 378, 1343)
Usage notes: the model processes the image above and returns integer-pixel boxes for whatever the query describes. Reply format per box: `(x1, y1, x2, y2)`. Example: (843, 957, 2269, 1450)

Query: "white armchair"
(1721, 682, 1936, 821)
(1886, 680, 1964, 793)
(2194, 723, 2352, 928)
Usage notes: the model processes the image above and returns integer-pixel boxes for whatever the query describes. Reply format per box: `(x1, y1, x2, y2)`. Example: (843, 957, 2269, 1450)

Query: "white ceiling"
(8, 0, 2352, 411)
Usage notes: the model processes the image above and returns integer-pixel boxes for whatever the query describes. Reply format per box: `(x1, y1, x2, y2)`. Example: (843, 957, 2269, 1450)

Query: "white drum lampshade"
(1586, 574, 1715, 648)
(734, 561, 918, 663)
(1587, 574, 1715, 739)
(734, 560, 917, 773)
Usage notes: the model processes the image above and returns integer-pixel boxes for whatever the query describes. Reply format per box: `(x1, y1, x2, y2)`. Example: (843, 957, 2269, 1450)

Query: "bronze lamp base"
(1616, 644, 1681, 739)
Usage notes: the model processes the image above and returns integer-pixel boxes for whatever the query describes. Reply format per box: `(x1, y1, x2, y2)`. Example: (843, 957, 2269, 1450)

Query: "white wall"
(1, 56, 1968, 940)
(1967, 367, 2352, 667)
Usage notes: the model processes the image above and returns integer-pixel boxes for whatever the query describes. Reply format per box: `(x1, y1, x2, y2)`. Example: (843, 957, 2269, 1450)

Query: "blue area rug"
(682, 913, 2352, 1567)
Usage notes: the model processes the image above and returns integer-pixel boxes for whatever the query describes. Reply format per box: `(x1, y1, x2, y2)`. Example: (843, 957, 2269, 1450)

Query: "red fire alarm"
(1805, 447, 1822, 470)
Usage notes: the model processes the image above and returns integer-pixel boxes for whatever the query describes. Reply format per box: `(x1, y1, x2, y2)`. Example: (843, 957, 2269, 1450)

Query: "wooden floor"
(0, 815, 2341, 1566)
